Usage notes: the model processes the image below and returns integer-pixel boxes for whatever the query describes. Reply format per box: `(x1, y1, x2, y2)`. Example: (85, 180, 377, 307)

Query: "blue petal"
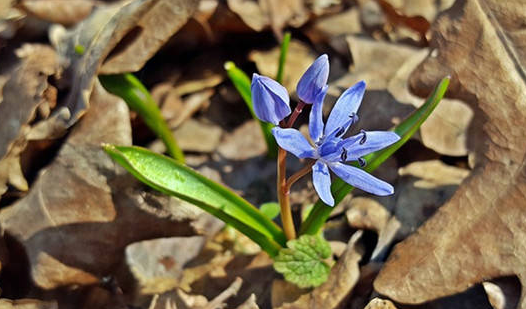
(312, 161, 334, 206)
(329, 162, 394, 196)
(271, 127, 316, 159)
(309, 85, 328, 143)
(325, 81, 366, 135)
(340, 131, 400, 160)
(251, 74, 291, 125)
(296, 54, 329, 104)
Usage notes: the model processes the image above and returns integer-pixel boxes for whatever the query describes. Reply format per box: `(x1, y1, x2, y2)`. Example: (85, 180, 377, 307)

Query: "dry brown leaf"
(363, 298, 398, 309)
(125, 236, 206, 294)
(19, 0, 95, 26)
(227, 0, 308, 35)
(375, 0, 430, 41)
(0, 83, 214, 289)
(0, 44, 60, 196)
(50, 0, 198, 127)
(275, 231, 363, 309)
(249, 40, 315, 94)
(0, 299, 57, 309)
(374, 0, 526, 306)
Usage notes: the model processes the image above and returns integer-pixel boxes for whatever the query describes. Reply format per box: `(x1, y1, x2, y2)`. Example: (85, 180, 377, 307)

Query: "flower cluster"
(251, 55, 399, 206)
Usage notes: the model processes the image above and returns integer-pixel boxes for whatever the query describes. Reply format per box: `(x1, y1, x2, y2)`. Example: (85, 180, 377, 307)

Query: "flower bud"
(296, 54, 329, 104)
(251, 73, 291, 125)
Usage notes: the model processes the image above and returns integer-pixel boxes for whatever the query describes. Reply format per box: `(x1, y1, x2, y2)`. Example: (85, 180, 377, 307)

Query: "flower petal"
(329, 162, 394, 196)
(296, 54, 329, 104)
(312, 161, 334, 206)
(340, 131, 400, 160)
(272, 127, 316, 159)
(325, 81, 365, 135)
(251, 74, 291, 125)
(309, 85, 328, 143)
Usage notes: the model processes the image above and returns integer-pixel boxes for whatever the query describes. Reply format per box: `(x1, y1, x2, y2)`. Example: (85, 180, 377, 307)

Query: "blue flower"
(272, 81, 400, 206)
(251, 73, 291, 125)
(296, 54, 329, 104)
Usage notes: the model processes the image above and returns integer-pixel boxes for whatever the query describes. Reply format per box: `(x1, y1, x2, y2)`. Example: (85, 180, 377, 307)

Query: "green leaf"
(300, 76, 450, 235)
(99, 73, 185, 163)
(276, 32, 291, 84)
(224, 61, 278, 158)
(274, 234, 332, 288)
(103, 145, 286, 256)
(259, 202, 280, 220)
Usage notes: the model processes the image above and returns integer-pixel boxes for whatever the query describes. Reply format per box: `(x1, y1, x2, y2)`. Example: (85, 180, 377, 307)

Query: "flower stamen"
(358, 157, 366, 167)
(359, 129, 367, 145)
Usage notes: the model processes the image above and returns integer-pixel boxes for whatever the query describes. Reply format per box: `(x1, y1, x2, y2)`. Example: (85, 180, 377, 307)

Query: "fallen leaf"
(276, 231, 363, 309)
(249, 40, 315, 94)
(125, 236, 206, 294)
(0, 299, 57, 309)
(50, 0, 198, 127)
(19, 0, 95, 26)
(363, 298, 398, 309)
(0, 44, 60, 196)
(226, 0, 308, 36)
(172, 119, 223, 153)
(0, 82, 214, 289)
(305, 8, 362, 45)
(374, 0, 526, 305)
(375, 0, 430, 42)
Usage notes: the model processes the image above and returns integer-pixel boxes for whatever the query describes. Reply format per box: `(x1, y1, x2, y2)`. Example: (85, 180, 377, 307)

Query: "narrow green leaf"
(300, 77, 450, 235)
(103, 145, 286, 256)
(259, 202, 281, 220)
(99, 73, 185, 163)
(276, 32, 291, 84)
(274, 234, 332, 288)
(224, 61, 278, 158)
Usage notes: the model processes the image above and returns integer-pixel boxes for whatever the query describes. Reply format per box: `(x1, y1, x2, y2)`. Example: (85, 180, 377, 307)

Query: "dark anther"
(349, 113, 359, 124)
(358, 157, 366, 167)
(335, 127, 346, 138)
(341, 148, 348, 161)
(359, 129, 367, 145)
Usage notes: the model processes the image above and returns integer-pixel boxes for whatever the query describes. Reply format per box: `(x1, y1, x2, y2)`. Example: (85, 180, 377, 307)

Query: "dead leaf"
(226, 0, 308, 36)
(49, 0, 198, 127)
(125, 236, 206, 294)
(172, 119, 223, 153)
(0, 82, 214, 289)
(0, 44, 60, 196)
(276, 231, 363, 309)
(19, 0, 95, 26)
(375, 0, 430, 42)
(249, 40, 315, 94)
(0, 299, 57, 309)
(305, 8, 362, 44)
(374, 0, 526, 306)
(363, 298, 398, 309)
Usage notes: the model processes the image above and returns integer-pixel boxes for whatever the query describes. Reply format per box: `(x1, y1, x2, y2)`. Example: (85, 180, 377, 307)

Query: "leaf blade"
(103, 145, 287, 256)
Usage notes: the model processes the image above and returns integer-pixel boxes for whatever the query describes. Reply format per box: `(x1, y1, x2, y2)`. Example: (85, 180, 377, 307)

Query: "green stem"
(276, 32, 291, 84)
(99, 73, 185, 163)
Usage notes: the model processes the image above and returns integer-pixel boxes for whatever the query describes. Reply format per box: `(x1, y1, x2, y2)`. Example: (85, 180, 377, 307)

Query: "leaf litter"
(0, 0, 517, 308)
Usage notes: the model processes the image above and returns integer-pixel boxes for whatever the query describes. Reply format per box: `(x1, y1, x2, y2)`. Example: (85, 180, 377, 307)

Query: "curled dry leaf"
(374, 0, 526, 306)
(19, 0, 95, 26)
(237, 294, 260, 309)
(0, 44, 60, 196)
(0, 83, 214, 289)
(50, 0, 199, 126)
(275, 231, 363, 309)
